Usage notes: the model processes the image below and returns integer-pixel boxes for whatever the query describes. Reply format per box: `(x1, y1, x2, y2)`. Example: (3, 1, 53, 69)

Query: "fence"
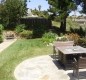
(20, 17, 52, 38)
(20, 17, 52, 30)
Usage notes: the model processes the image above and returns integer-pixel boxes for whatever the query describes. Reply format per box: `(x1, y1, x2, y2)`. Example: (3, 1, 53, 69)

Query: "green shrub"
(0, 35, 3, 43)
(20, 30, 33, 39)
(56, 36, 68, 41)
(33, 23, 47, 38)
(15, 24, 26, 34)
(0, 24, 4, 34)
(70, 27, 85, 37)
(42, 31, 57, 44)
(77, 38, 86, 48)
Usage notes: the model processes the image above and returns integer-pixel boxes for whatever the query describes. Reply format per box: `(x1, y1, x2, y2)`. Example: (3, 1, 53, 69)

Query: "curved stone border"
(14, 55, 70, 80)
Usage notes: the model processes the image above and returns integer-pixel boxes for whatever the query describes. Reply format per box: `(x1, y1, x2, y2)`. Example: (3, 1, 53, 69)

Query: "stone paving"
(14, 55, 70, 80)
(14, 55, 86, 80)
(0, 39, 17, 52)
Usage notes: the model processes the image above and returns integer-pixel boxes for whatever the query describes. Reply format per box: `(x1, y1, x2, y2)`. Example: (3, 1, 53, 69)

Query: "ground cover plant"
(0, 39, 52, 80)
(0, 24, 4, 43)
(42, 31, 57, 44)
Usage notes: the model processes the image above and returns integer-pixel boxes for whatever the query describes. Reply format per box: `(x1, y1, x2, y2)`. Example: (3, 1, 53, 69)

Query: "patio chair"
(73, 56, 86, 80)
(53, 41, 74, 59)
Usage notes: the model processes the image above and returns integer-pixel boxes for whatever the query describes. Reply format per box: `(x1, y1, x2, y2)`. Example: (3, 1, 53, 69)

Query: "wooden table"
(56, 46, 86, 69)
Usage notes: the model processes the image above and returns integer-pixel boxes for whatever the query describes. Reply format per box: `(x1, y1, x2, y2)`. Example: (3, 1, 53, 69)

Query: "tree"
(31, 8, 39, 15)
(0, 0, 27, 28)
(47, 0, 76, 32)
(38, 5, 41, 11)
(81, 0, 86, 13)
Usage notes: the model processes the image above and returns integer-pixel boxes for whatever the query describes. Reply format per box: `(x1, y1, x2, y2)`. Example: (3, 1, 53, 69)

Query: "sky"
(0, 0, 84, 16)
(27, 0, 83, 16)
(69, 5, 83, 16)
(27, 0, 49, 11)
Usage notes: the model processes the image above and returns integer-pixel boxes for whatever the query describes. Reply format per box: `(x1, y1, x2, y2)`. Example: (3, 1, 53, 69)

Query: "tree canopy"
(0, 0, 86, 31)
(81, 0, 86, 13)
(0, 0, 27, 29)
(47, 0, 76, 32)
(73, 0, 86, 14)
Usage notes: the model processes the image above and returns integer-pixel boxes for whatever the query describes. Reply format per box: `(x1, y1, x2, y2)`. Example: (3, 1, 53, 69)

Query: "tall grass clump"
(42, 31, 57, 44)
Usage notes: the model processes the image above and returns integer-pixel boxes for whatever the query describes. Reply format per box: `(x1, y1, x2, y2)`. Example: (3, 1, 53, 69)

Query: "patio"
(14, 55, 86, 80)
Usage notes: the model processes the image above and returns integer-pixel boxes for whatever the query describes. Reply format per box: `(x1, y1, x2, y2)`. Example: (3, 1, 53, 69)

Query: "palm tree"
(38, 5, 41, 11)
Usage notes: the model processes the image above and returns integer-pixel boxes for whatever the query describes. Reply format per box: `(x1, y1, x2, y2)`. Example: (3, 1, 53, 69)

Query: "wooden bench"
(53, 41, 74, 59)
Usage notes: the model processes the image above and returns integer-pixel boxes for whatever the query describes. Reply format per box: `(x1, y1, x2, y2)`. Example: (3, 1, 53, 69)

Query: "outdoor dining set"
(53, 41, 86, 80)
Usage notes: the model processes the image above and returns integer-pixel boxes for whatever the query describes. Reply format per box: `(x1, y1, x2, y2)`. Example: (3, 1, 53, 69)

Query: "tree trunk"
(60, 18, 66, 32)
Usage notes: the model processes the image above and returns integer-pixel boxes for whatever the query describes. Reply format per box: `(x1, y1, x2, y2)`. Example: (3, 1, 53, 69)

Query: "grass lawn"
(52, 19, 85, 32)
(0, 39, 52, 80)
(52, 21, 60, 28)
